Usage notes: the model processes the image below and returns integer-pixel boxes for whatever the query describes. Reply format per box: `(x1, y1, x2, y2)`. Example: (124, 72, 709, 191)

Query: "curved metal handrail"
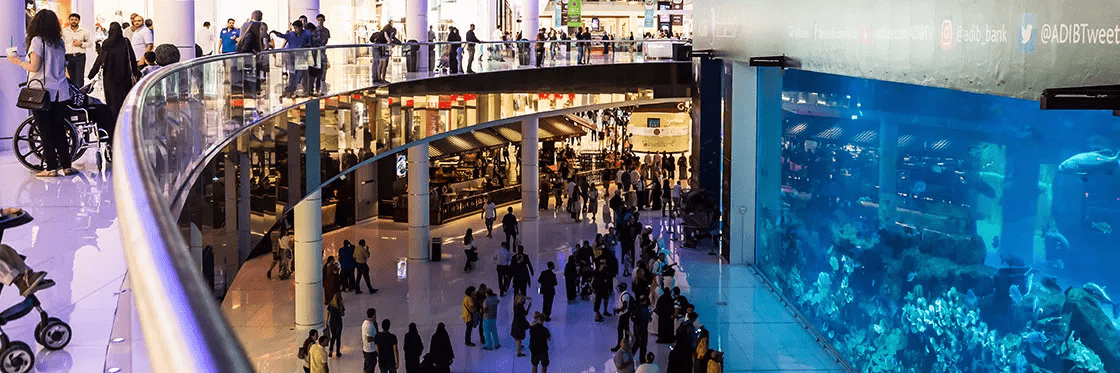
(113, 39, 690, 372)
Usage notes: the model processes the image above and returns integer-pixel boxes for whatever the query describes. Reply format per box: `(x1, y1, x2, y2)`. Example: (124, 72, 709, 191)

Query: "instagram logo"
(940, 19, 954, 49)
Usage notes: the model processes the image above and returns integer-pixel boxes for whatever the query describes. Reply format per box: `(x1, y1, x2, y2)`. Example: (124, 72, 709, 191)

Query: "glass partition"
(114, 40, 689, 372)
(762, 69, 1120, 372)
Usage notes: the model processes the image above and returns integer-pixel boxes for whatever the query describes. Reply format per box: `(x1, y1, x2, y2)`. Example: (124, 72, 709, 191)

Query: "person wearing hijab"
(428, 323, 454, 373)
(87, 22, 139, 130)
(403, 323, 424, 373)
(446, 27, 461, 74)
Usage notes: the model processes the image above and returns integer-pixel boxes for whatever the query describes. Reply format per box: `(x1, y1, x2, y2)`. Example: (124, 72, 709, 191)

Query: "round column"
(294, 190, 324, 331)
(521, 117, 540, 268)
(408, 143, 431, 260)
(406, 0, 428, 71)
(0, 1, 25, 151)
(289, 0, 321, 21)
(520, 0, 539, 43)
(156, 0, 196, 59)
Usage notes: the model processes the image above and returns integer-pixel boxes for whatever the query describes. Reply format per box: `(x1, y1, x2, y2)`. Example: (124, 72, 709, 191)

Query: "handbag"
(17, 79, 49, 110)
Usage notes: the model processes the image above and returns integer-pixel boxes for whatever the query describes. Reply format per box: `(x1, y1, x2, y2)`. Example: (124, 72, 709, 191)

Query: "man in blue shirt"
(271, 20, 312, 97)
(219, 18, 240, 53)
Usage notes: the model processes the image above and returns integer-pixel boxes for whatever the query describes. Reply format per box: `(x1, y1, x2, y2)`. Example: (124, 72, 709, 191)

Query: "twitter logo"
(1020, 13, 1036, 53)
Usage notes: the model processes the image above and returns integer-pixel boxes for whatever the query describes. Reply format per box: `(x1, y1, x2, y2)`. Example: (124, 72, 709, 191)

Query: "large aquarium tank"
(761, 69, 1120, 372)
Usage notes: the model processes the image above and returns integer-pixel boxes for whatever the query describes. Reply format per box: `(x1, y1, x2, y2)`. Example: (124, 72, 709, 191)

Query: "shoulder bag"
(17, 79, 49, 110)
(17, 38, 51, 110)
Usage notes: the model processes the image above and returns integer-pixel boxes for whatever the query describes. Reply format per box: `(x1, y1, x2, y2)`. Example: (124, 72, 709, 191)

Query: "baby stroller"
(0, 210, 73, 373)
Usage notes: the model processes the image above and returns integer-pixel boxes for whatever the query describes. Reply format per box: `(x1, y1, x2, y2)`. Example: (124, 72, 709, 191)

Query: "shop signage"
(693, 0, 1120, 100)
(567, 0, 582, 27)
(396, 155, 407, 177)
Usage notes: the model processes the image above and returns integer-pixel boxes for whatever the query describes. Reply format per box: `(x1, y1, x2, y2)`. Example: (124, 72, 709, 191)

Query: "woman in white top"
(8, 10, 75, 177)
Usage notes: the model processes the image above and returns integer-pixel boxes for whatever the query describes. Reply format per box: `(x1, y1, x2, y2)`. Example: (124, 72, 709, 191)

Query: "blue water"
(764, 69, 1120, 372)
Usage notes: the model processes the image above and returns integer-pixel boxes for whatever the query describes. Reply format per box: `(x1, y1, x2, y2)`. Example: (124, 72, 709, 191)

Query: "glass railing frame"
(113, 40, 690, 372)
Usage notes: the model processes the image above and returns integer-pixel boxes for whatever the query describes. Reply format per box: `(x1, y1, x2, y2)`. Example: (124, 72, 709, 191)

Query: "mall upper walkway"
(59, 39, 855, 372)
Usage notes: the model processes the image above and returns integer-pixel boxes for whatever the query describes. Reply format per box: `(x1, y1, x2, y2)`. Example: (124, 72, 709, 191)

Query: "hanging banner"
(567, 0, 582, 27)
(555, 5, 563, 28)
(645, 8, 655, 28)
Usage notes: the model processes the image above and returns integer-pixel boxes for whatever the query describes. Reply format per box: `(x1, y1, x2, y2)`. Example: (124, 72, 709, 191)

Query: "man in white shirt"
(196, 21, 216, 56)
(129, 14, 154, 65)
(62, 13, 91, 87)
(483, 200, 497, 237)
(362, 308, 378, 373)
(634, 352, 660, 373)
(670, 181, 683, 217)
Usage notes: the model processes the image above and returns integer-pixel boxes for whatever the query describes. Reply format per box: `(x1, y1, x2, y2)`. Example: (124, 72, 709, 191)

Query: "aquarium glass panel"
(765, 69, 1120, 372)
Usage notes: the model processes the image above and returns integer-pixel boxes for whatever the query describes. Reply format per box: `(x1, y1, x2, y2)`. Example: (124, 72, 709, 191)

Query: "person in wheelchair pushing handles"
(0, 208, 55, 298)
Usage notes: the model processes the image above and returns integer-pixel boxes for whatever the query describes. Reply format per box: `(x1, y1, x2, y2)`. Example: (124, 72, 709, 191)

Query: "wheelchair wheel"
(35, 318, 72, 350)
(0, 341, 33, 373)
(12, 117, 85, 171)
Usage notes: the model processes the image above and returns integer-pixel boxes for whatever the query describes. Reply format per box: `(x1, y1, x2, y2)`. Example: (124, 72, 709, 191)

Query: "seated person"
(0, 244, 54, 297)
(0, 208, 55, 297)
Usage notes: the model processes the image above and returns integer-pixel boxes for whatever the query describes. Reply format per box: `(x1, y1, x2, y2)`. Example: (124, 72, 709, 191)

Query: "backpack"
(297, 339, 310, 360)
(236, 22, 263, 53)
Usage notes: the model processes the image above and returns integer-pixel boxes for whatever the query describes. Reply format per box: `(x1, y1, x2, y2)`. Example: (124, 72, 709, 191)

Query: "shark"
(1058, 150, 1120, 180)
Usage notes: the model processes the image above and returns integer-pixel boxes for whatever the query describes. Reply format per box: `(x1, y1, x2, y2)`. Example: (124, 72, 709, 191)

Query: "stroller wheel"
(36, 318, 71, 350)
(0, 341, 33, 373)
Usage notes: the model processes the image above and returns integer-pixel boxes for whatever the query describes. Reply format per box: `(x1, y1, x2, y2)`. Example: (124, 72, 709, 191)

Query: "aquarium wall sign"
(693, 0, 1120, 101)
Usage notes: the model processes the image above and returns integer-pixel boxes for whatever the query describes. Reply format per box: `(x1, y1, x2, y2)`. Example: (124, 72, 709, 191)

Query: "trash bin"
(518, 44, 531, 65)
(403, 41, 420, 72)
(672, 43, 692, 61)
(430, 237, 442, 261)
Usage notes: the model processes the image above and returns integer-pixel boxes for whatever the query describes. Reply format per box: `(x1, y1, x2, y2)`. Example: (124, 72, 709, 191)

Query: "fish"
(965, 289, 978, 306)
(909, 180, 927, 194)
(931, 164, 945, 173)
(1042, 229, 1070, 251)
(1041, 276, 1062, 293)
(1022, 329, 1049, 360)
(1009, 284, 1024, 303)
(1058, 150, 1120, 180)
(991, 236, 1000, 249)
(907, 272, 918, 282)
(970, 179, 997, 198)
(1091, 221, 1113, 234)
(1083, 282, 1118, 317)
(1001, 254, 1026, 268)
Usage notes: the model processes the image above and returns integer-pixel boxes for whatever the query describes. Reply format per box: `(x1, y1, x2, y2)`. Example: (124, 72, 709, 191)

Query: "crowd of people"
(454, 186, 723, 373)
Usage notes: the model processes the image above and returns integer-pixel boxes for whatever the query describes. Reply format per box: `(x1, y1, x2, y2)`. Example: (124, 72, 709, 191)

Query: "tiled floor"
(0, 151, 128, 372)
(224, 185, 848, 372)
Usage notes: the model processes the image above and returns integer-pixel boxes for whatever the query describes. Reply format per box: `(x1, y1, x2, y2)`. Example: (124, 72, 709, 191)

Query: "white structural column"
(294, 190, 324, 330)
(408, 144, 431, 260)
(521, 0, 540, 43)
(406, 0, 428, 71)
(157, 0, 197, 59)
(0, 1, 24, 151)
(521, 117, 540, 268)
(295, 99, 324, 330)
(289, 0, 321, 19)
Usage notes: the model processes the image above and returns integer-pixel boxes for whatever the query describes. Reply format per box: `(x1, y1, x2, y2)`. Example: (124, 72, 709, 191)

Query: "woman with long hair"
(7, 9, 74, 177)
(87, 22, 139, 139)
